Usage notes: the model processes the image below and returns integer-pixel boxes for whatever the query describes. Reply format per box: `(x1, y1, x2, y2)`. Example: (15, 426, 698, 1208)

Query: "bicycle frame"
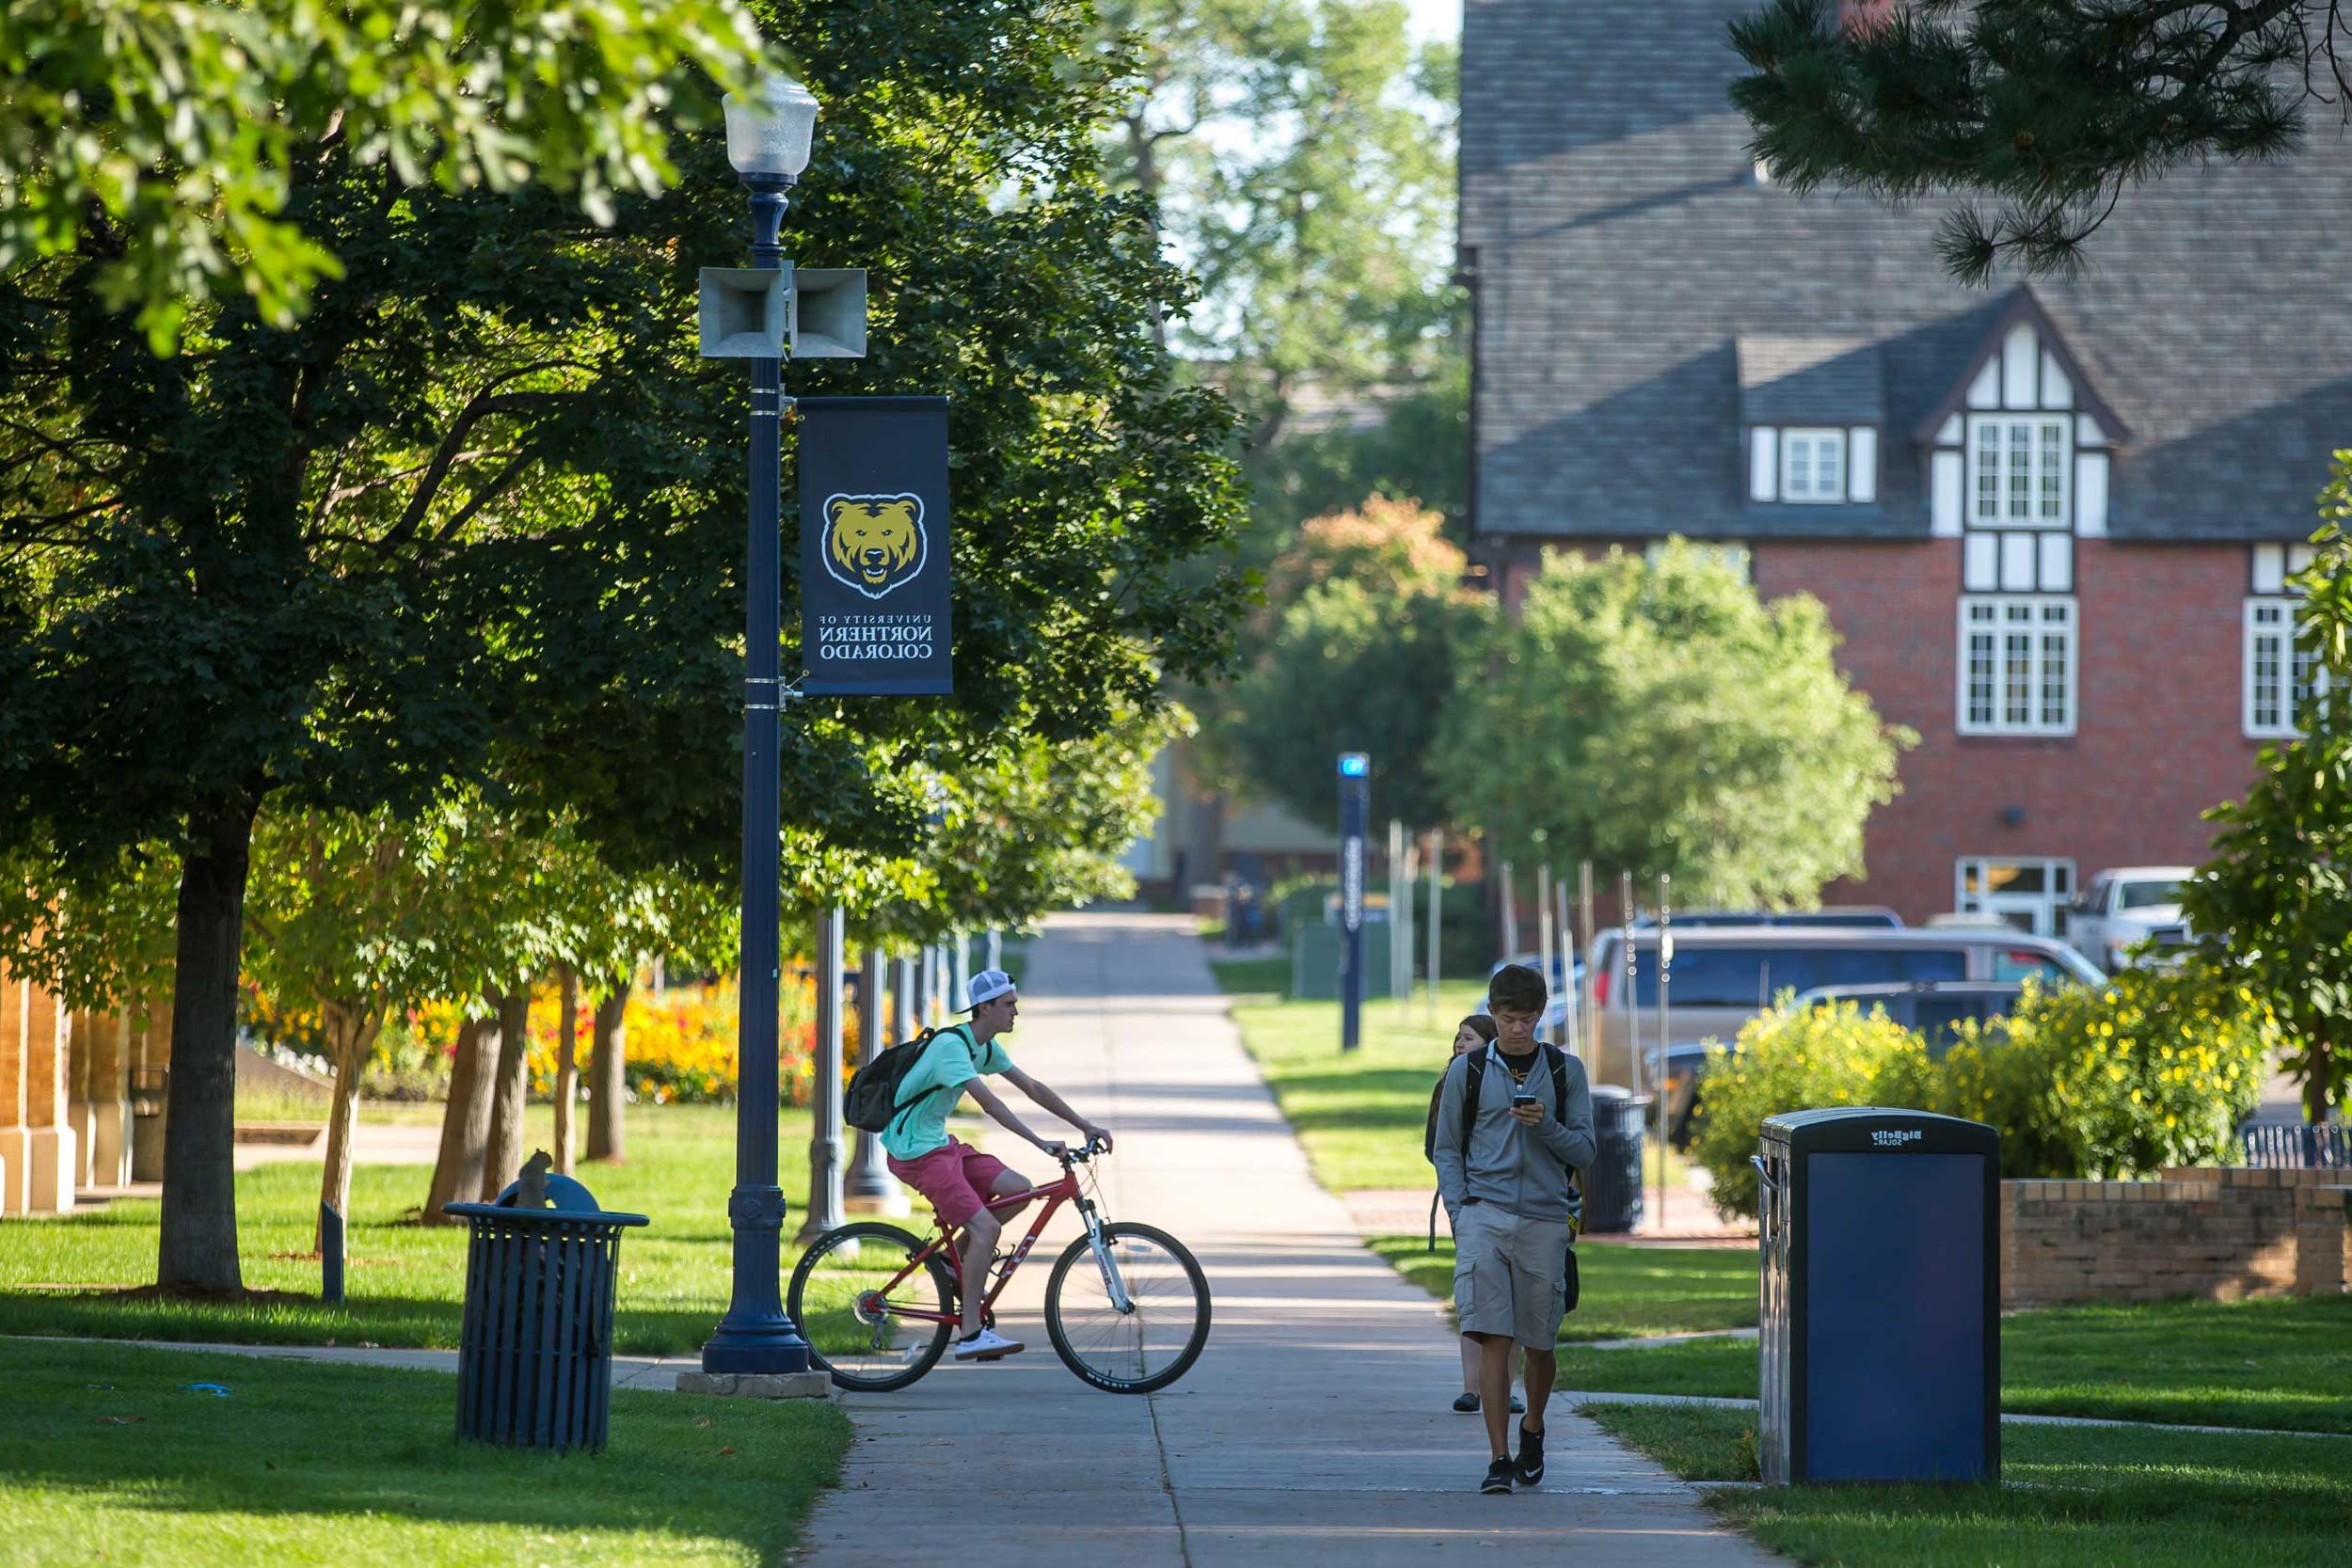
(873, 1165, 1094, 1326)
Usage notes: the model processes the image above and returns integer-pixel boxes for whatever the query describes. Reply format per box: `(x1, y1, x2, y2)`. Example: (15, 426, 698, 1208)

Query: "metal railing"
(2241, 1123, 2352, 1169)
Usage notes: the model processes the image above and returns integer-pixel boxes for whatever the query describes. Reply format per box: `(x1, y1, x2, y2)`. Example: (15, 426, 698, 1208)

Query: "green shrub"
(1687, 999, 1918, 1217)
(1993, 964, 2275, 1180)
(1690, 961, 2279, 1217)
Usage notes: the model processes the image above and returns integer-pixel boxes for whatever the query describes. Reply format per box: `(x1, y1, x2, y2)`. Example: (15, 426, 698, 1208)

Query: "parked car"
(2067, 866, 2194, 970)
(1632, 906, 1903, 930)
(1579, 925, 2103, 1093)
(1788, 980, 2027, 1054)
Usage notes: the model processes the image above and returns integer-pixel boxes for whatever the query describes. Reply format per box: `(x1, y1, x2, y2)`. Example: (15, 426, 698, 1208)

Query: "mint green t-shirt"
(880, 1023, 1014, 1162)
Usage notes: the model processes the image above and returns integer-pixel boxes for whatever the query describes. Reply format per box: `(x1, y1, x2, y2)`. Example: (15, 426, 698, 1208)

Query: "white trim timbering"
(2001, 325, 2038, 409)
(1931, 451, 1964, 536)
(1749, 426, 1778, 502)
(2252, 542, 2318, 594)
(2075, 451, 2109, 536)
(1848, 426, 1878, 503)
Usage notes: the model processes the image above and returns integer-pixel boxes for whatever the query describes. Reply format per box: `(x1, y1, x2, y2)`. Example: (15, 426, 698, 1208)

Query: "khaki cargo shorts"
(1452, 1201, 1572, 1350)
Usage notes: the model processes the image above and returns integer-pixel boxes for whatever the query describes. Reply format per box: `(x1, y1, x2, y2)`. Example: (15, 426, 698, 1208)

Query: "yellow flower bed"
(396, 967, 863, 1107)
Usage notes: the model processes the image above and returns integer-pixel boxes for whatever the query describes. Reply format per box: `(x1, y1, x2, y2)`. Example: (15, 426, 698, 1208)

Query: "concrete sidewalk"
(797, 912, 1783, 1567)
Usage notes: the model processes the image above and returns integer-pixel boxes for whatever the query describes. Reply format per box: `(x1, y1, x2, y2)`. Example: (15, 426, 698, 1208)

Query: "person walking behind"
(1428, 1012, 1522, 1416)
(1433, 963, 1596, 1494)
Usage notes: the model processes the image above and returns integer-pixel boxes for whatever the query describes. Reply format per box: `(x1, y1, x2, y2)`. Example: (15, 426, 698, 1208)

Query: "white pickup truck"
(2067, 867, 2193, 969)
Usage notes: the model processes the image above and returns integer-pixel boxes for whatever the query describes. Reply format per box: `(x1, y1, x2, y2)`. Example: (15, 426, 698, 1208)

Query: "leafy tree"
(0, 0, 1243, 1293)
(0, 841, 179, 1022)
(2181, 474, 2352, 1122)
(1244, 350, 1470, 556)
(1441, 541, 1913, 908)
(242, 804, 463, 1244)
(1098, 0, 1454, 445)
(1096, 2, 1462, 847)
(0, 0, 775, 350)
(1218, 498, 1471, 829)
(1728, 0, 2352, 281)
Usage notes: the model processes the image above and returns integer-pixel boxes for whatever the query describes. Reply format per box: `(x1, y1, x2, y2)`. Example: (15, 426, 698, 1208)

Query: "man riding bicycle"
(881, 968, 1113, 1361)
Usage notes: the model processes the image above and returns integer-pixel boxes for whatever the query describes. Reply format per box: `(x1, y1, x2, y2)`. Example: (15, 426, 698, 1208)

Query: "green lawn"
(1216, 960, 1497, 1192)
(0, 1338, 847, 1568)
(1583, 1401, 2352, 1568)
(0, 1103, 842, 1354)
(1211, 958, 1699, 1195)
(1525, 1293, 2352, 1434)
(1370, 1235, 1758, 1342)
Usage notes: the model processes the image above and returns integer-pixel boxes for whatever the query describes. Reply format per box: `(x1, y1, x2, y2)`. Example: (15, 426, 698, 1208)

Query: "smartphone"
(1510, 1089, 1539, 1109)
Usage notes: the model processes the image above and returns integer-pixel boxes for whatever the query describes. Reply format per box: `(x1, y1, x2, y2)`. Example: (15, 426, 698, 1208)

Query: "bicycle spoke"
(790, 1228, 953, 1388)
(1050, 1232, 1205, 1387)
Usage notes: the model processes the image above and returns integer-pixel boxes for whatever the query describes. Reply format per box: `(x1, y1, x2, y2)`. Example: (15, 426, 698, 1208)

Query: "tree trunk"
(422, 1014, 495, 1220)
(480, 987, 532, 1193)
(586, 982, 628, 1163)
(2305, 1026, 2336, 1124)
(553, 963, 579, 1175)
(314, 1005, 380, 1251)
(157, 798, 261, 1295)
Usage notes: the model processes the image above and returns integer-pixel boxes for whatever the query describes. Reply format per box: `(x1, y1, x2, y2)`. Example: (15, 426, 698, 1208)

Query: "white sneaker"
(951, 1327, 1025, 1361)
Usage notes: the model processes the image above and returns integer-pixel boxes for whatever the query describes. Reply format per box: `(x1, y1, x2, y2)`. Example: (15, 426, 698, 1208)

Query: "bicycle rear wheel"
(787, 1223, 956, 1392)
(1043, 1221, 1211, 1394)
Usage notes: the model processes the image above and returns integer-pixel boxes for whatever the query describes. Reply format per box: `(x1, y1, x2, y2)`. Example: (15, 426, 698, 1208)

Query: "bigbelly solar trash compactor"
(1754, 1107, 1999, 1485)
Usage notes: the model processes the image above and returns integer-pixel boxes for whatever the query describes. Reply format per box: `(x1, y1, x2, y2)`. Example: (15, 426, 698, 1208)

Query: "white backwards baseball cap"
(961, 968, 1017, 1011)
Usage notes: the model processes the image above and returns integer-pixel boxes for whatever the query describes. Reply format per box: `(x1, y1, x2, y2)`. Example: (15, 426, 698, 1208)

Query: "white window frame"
(1966, 414, 2071, 527)
(1957, 594, 2077, 736)
(1955, 857, 2076, 938)
(2244, 596, 2324, 738)
(1781, 427, 1847, 503)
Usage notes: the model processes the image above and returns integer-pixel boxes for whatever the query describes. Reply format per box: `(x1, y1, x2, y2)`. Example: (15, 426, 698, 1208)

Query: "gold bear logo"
(821, 493, 927, 601)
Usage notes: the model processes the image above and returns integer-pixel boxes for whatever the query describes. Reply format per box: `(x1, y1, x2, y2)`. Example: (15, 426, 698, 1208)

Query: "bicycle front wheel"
(787, 1223, 956, 1392)
(1043, 1221, 1211, 1394)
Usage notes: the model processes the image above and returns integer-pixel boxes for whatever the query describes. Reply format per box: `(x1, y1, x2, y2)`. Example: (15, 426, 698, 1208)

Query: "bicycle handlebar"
(1056, 1135, 1111, 1166)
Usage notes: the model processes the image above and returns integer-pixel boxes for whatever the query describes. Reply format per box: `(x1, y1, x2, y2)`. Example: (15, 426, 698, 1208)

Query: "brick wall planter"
(2000, 1166, 2352, 1309)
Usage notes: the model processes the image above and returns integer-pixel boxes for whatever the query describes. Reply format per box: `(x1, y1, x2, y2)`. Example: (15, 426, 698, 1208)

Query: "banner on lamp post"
(797, 395, 954, 696)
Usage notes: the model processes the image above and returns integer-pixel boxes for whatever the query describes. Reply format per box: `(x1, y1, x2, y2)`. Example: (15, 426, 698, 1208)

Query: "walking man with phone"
(1433, 962, 1597, 1493)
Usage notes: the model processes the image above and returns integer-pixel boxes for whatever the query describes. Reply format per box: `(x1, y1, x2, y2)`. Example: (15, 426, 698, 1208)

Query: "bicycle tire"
(787, 1222, 956, 1392)
(1043, 1221, 1211, 1394)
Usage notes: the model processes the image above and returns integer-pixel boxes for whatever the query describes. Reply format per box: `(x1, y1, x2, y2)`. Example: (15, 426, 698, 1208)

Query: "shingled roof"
(1461, 0, 2352, 543)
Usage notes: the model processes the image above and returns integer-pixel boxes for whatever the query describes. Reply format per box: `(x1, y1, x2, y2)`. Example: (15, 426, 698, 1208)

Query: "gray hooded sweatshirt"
(1432, 1042, 1597, 1224)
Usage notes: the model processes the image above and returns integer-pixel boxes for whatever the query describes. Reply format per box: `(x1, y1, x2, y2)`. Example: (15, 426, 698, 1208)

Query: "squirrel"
(514, 1148, 555, 1208)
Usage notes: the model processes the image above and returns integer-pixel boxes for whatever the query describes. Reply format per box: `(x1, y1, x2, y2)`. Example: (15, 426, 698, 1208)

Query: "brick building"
(1461, 0, 2352, 929)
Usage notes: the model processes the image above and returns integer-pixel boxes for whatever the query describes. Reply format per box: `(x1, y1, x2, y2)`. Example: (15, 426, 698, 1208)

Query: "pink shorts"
(887, 1138, 1013, 1227)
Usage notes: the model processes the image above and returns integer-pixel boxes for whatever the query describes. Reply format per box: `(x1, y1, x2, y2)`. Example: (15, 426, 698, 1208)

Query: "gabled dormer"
(1740, 335, 1883, 509)
(1915, 289, 2130, 549)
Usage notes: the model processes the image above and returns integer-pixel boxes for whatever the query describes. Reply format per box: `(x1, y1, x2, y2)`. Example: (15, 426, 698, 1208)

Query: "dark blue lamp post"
(701, 71, 822, 1377)
(1338, 752, 1370, 1053)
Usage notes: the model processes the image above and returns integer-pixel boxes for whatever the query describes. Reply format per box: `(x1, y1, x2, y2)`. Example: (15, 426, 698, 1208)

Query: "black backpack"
(844, 1022, 966, 1134)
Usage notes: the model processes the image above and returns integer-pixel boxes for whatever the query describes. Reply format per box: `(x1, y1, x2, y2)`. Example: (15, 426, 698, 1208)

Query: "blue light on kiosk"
(1337, 752, 1370, 778)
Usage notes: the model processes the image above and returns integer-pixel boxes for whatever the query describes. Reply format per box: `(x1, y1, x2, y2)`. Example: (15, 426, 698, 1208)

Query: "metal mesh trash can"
(1582, 1086, 1648, 1233)
(130, 1067, 168, 1182)
(444, 1168, 649, 1451)
(1756, 1107, 1998, 1485)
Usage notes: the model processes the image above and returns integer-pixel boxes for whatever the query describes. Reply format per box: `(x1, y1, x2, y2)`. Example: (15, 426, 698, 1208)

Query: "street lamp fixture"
(723, 73, 820, 181)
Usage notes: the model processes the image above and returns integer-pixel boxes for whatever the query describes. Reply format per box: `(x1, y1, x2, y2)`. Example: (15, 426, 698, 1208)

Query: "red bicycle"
(787, 1139, 1210, 1394)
